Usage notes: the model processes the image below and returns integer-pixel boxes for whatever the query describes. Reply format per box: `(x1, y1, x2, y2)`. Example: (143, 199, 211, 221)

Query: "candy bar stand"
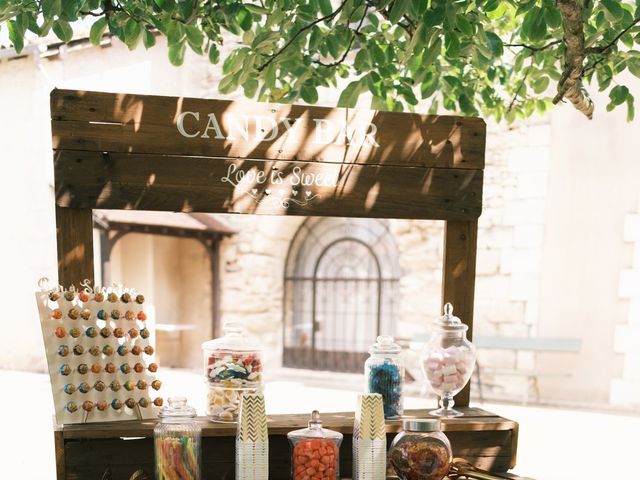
(50, 89, 527, 478)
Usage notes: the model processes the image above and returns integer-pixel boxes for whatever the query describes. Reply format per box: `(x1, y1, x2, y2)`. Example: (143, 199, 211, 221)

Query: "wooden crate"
(55, 407, 517, 479)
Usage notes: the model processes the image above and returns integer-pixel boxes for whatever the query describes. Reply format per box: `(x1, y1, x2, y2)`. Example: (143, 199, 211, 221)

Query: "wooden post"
(441, 219, 478, 407)
(56, 206, 95, 288)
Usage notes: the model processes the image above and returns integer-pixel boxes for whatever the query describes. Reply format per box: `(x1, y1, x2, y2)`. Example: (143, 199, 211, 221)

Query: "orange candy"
(293, 440, 338, 480)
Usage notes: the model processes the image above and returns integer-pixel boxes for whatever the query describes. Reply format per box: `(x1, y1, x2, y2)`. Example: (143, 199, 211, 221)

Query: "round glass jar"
(421, 303, 477, 417)
(202, 322, 263, 422)
(287, 410, 343, 480)
(154, 396, 202, 480)
(364, 335, 404, 418)
(389, 419, 452, 480)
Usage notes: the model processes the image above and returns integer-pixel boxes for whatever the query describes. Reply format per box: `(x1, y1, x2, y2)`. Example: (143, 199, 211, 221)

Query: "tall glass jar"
(202, 322, 263, 422)
(364, 335, 404, 418)
(389, 419, 452, 480)
(154, 396, 202, 480)
(421, 303, 477, 417)
(287, 410, 343, 480)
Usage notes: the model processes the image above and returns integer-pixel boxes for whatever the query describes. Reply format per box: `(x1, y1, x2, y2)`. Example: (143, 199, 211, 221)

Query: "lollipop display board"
(36, 279, 163, 424)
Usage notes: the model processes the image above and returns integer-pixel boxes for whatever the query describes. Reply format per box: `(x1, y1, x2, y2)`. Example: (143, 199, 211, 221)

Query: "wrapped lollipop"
(52, 309, 63, 320)
(69, 327, 82, 338)
(78, 291, 90, 303)
(94, 292, 105, 302)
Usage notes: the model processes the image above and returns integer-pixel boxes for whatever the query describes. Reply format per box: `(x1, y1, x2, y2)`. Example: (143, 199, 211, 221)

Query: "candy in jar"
(421, 303, 477, 417)
(201, 322, 263, 422)
(154, 397, 201, 480)
(287, 410, 342, 480)
(364, 335, 404, 418)
(389, 419, 452, 480)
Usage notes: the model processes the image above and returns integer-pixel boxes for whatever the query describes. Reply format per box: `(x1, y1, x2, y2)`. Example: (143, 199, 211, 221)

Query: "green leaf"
(235, 6, 253, 31)
(245, 4, 269, 15)
(318, 0, 333, 16)
(178, 0, 195, 20)
(52, 19, 73, 42)
(545, 6, 562, 29)
(154, 0, 176, 13)
(124, 19, 142, 49)
(219, 73, 239, 94)
(389, 0, 410, 24)
(532, 76, 550, 94)
(90, 18, 108, 46)
(423, 37, 442, 66)
(337, 80, 365, 108)
(168, 42, 186, 66)
(8, 21, 24, 54)
(208, 44, 220, 63)
(607, 85, 630, 111)
(456, 15, 474, 36)
(420, 71, 439, 99)
(444, 32, 460, 58)
(626, 93, 635, 121)
(223, 49, 247, 75)
(243, 78, 259, 98)
(143, 30, 156, 49)
(485, 32, 503, 58)
(301, 84, 319, 104)
(185, 25, 204, 53)
(42, 0, 62, 19)
(602, 0, 624, 21)
(354, 49, 371, 71)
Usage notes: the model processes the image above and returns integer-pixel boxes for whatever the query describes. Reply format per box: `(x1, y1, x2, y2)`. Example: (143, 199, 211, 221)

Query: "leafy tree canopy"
(2, 0, 640, 121)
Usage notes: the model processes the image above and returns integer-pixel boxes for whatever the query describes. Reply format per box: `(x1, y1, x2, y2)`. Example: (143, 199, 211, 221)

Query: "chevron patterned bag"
(236, 393, 269, 479)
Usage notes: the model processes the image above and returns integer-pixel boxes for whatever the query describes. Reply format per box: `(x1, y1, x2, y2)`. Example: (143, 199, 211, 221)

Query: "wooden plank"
(54, 430, 65, 480)
(441, 220, 479, 408)
(50, 89, 486, 169)
(54, 150, 483, 220)
(55, 206, 94, 288)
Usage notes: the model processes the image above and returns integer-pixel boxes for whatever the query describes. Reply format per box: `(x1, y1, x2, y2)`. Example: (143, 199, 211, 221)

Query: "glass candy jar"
(287, 410, 343, 480)
(421, 303, 477, 417)
(154, 396, 202, 480)
(202, 322, 263, 422)
(389, 419, 452, 480)
(364, 335, 404, 418)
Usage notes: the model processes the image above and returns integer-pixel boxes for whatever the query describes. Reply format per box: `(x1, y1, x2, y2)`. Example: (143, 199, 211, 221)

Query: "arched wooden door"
(283, 218, 400, 372)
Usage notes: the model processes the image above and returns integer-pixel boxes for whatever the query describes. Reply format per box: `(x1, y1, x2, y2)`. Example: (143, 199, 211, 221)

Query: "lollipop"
(117, 345, 129, 356)
(73, 345, 84, 356)
(148, 363, 158, 373)
(51, 309, 63, 320)
(49, 291, 61, 301)
(91, 363, 102, 374)
(107, 292, 118, 303)
(137, 311, 147, 321)
(110, 380, 121, 392)
(54, 327, 66, 338)
(64, 291, 75, 301)
(111, 399, 123, 410)
(78, 382, 91, 393)
(77, 364, 88, 375)
(63, 384, 76, 394)
(120, 363, 131, 374)
(144, 346, 155, 355)
(94, 291, 105, 302)
(111, 309, 121, 320)
(124, 310, 136, 321)
(69, 327, 82, 338)
(136, 294, 145, 304)
(151, 380, 162, 391)
(138, 397, 150, 408)
(131, 345, 142, 356)
(96, 400, 108, 411)
(153, 397, 164, 407)
(102, 345, 114, 356)
(65, 401, 78, 413)
(136, 380, 147, 390)
(59, 364, 71, 376)
(100, 327, 111, 338)
(78, 291, 90, 303)
(123, 380, 135, 391)
(96, 309, 107, 320)
(80, 308, 91, 320)
(58, 345, 69, 357)
(133, 363, 145, 373)
(94, 380, 106, 392)
(85, 327, 98, 338)
(140, 328, 150, 339)
(89, 346, 101, 356)
(121, 292, 132, 303)
(113, 327, 125, 338)
(124, 398, 136, 409)
(67, 308, 80, 320)
(128, 328, 139, 339)
(82, 400, 94, 412)
(104, 362, 116, 374)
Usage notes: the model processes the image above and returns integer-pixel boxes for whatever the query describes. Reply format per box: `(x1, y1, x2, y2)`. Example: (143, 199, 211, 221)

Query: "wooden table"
(55, 407, 518, 479)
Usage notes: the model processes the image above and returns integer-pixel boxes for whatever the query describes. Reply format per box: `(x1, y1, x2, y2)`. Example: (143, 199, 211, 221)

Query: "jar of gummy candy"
(389, 419, 452, 480)
(154, 396, 202, 480)
(287, 410, 342, 480)
(421, 303, 477, 417)
(201, 322, 263, 422)
(364, 335, 404, 418)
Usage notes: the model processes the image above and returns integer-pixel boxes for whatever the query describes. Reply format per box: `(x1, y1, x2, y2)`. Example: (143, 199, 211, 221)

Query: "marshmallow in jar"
(421, 303, 476, 417)
(201, 322, 263, 422)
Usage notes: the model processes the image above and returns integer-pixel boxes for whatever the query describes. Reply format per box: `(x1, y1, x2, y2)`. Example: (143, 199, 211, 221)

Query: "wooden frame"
(50, 90, 516, 478)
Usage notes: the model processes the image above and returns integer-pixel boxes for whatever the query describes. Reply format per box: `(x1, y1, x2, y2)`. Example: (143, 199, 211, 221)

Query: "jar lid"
(286, 410, 343, 440)
(201, 321, 261, 352)
(433, 303, 468, 333)
(402, 418, 441, 432)
(158, 396, 197, 419)
(369, 335, 401, 355)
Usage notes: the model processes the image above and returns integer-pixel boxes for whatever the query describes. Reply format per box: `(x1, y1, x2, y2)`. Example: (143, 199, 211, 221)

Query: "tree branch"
(507, 59, 533, 113)
(256, 0, 348, 72)
(586, 15, 640, 54)
(504, 40, 561, 52)
(314, 4, 368, 68)
(553, 0, 594, 119)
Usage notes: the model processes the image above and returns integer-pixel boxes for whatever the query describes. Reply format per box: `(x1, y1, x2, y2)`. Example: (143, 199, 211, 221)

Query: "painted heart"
(251, 188, 258, 195)
(305, 191, 312, 198)
(265, 189, 272, 195)
(292, 189, 299, 196)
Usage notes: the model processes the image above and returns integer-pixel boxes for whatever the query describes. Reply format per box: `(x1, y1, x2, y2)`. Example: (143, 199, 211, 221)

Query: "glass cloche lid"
(433, 303, 468, 332)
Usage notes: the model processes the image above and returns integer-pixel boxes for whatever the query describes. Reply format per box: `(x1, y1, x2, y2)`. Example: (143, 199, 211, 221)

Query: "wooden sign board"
(51, 89, 485, 220)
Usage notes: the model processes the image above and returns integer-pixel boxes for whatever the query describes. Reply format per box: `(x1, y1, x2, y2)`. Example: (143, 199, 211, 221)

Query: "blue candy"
(367, 360, 403, 418)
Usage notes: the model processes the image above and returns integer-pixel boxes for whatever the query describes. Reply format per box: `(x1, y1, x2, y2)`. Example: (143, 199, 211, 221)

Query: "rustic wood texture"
(442, 220, 479, 408)
(51, 89, 486, 169)
(54, 430, 65, 480)
(54, 150, 483, 220)
(57, 408, 517, 478)
(55, 206, 94, 288)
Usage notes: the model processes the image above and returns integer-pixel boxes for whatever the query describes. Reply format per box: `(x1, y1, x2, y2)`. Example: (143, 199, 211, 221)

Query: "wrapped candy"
(80, 308, 92, 320)
(49, 291, 61, 302)
(58, 345, 69, 357)
(107, 292, 118, 303)
(69, 327, 82, 338)
(148, 363, 158, 373)
(154, 397, 164, 407)
(128, 328, 139, 339)
(100, 327, 111, 338)
(125, 310, 136, 321)
(139, 397, 150, 408)
(102, 345, 114, 356)
(111, 309, 121, 320)
(121, 292, 132, 303)
(85, 327, 98, 338)
(89, 346, 101, 356)
(96, 400, 108, 411)
(51, 309, 63, 320)
(97, 309, 107, 320)
(113, 327, 125, 338)
(131, 345, 142, 356)
(140, 328, 150, 339)
(68, 308, 80, 320)
(78, 382, 91, 394)
(105, 362, 116, 374)
(134, 362, 145, 373)
(91, 363, 102, 374)
(136, 294, 145, 304)
(137, 380, 148, 390)
(120, 363, 131, 374)
(94, 292, 105, 302)
(64, 291, 75, 301)
(110, 380, 121, 392)
(82, 400, 94, 412)
(77, 364, 88, 375)
(144, 346, 155, 355)
(117, 345, 129, 356)
(73, 345, 84, 356)
(65, 401, 78, 413)
(63, 384, 76, 394)
(151, 380, 162, 391)
(94, 380, 106, 392)
(125, 398, 137, 409)
(124, 380, 135, 391)
(137, 311, 147, 321)
(54, 327, 66, 338)
(78, 291, 90, 303)
(111, 399, 123, 410)
(59, 364, 71, 376)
